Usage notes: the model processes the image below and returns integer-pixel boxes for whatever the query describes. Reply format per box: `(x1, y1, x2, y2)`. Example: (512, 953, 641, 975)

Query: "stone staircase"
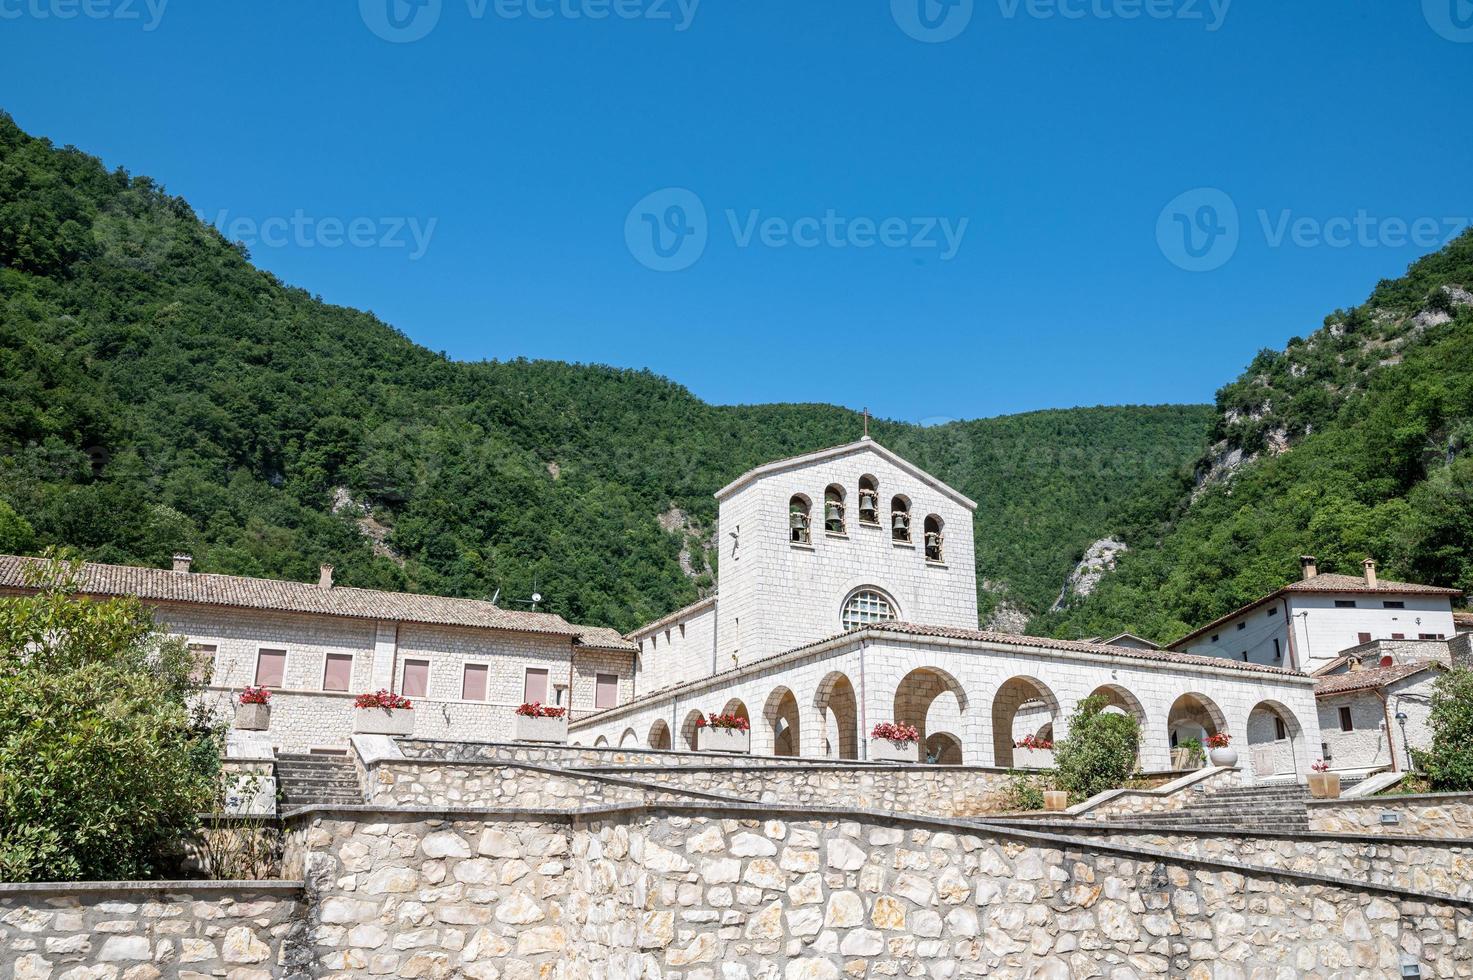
(275, 753, 363, 809)
(1128, 782, 1311, 834)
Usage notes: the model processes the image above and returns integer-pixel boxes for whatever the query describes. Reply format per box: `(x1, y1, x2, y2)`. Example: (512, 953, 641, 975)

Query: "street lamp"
(1395, 710, 1411, 772)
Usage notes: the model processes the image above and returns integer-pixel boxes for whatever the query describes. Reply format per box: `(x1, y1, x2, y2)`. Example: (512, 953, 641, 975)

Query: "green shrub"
(1054, 694, 1142, 802)
(1001, 770, 1050, 811)
(0, 553, 221, 881)
(1411, 668, 1473, 792)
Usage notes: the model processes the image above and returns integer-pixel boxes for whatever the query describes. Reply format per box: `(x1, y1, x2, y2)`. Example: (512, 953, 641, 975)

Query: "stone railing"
(394, 737, 882, 768)
(1307, 791, 1473, 838)
(0, 880, 304, 979)
(358, 759, 710, 809)
(277, 800, 1473, 978)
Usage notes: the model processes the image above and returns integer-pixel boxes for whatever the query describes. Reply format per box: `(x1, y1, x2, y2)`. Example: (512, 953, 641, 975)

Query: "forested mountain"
(0, 112, 1212, 632)
(1040, 231, 1473, 643)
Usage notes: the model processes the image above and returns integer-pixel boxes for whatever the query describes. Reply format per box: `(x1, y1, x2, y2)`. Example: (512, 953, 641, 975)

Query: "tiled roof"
(1314, 661, 1443, 698)
(0, 555, 633, 650)
(1170, 574, 1464, 651)
(713, 438, 978, 511)
(1454, 611, 1473, 630)
(629, 594, 717, 640)
(574, 626, 638, 652)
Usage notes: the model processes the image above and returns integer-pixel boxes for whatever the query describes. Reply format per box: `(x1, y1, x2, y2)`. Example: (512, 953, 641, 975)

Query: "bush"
(1411, 668, 1473, 791)
(0, 554, 221, 881)
(1001, 770, 1050, 812)
(1053, 694, 1142, 802)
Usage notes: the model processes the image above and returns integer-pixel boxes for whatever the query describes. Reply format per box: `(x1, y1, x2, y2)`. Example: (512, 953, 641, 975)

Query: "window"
(188, 644, 217, 685)
(1358, 632, 1372, 644)
(1391, 633, 1405, 640)
(322, 653, 353, 692)
(923, 515, 944, 562)
(1334, 600, 1356, 609)
(1240, 652, 1249, 661)
(1272, 638, 1282, 660)
(1419, 633, 1439, 640)
(462, 663, 489, 701)
(1210, 634, 1219, 643)
(595, 673, 619, 709)
(1382, 600, 1405, 609)
(1322, 742, 1332, 761)
(1338, 706, 1353, 732)
(1237, 622, 1246, 631)
(857, 476, 879, 525)
(1267, 606, 1278, 617)
(1274, 717, 1287, 740)
(842, 589, 896, 630)
(254, 649, 287, 688)
(824, 485, 846, 535)
(789, 495, 811, 545)
(401, 659, 430, 698)
(524, 667, 550, 704)
(890, 496, 912, 543)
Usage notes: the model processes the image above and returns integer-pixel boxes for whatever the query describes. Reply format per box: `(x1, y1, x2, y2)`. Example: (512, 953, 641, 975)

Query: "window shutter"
(463, 664, 489, 702)
(402, 660, 429, 698)
(596, 673, 619, 709)
(255, 649, 286, 687)
(323, 653, 353, 692)
(189, 644, 217, 685)
(524, 668, 549, 704)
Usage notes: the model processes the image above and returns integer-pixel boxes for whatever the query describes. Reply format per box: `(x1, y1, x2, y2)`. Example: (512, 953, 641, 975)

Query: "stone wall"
(357, 760, 700, 809)
(395, 737, 870, 769)
(1070, 767, 1243, 822)
(1308, 792, 1473, 838)
(279, 802, 1473, 978)
(0, 881, 304, 979)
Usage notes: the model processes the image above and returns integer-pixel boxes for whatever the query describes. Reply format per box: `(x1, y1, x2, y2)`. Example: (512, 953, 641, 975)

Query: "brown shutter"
(255, 649, 286, 687)
(323, 653, 353, 692)
(462, 664, 489, 702)
(402, 660, 429, 698)
(524, 668, 549, 704)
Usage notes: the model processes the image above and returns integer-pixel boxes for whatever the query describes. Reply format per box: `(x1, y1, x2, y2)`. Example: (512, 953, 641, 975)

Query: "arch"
(824, 484, 846, 534)
(721, 698, 751, 727)
(1246, 700, 1305, 780)
(925, 731, 963, 765)
(594, 735, 610, 747)
(648, 718, 672, 751)
(992, 675, 1061, 769)
(814, 671, 859, 759)
(890, 495, 912, 542)
(1166, 692, 1228, 769)
(892, 666, 968, 752)
(618, 727, 639, 748)
(924, 514, 945, 562)
(764, 686, 801, 757)
(680, 709, 705, 752)
(1087, 684, 1147, 726)
(857, 475, 880, 525)
(841, 586, 899, 632)
(789, 494, 812, 545)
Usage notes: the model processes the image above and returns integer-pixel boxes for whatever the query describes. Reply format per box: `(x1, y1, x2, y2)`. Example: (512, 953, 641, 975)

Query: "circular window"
(842, 589, 897, 631)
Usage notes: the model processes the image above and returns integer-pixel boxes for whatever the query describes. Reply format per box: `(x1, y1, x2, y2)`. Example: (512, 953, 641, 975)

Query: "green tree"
(0, 554, 220, 881)
(1053, 694, 1141, 802)
(0, 500, 34, 554)
(1411, 668, 1473, 792)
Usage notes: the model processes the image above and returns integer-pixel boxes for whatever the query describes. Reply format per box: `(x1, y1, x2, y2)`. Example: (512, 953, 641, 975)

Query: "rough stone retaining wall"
(1069, 767, 1242, 821)
(279, 803, 1473, 979)
(358, 760, 712, 809)
(1307, 792, 1473, 838)
(395, 738, 876, 769)
(0, 881, 304, 979)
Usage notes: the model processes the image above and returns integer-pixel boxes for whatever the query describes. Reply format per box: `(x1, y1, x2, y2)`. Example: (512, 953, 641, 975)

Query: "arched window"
(857, 476, 879, 525)
(924, 515, 944, 562)
(890, 496, 911, 542)
(842, 588, 897, 630)
(824, 485, 846, 535)
(789, 495, 811, 544)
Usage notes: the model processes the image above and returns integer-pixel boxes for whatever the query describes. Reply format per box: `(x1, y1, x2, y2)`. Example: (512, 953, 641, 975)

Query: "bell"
(892, 512, 909, 531)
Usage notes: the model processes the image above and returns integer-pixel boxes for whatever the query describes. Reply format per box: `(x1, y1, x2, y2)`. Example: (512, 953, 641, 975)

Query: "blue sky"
(3, 1, 1470, 423)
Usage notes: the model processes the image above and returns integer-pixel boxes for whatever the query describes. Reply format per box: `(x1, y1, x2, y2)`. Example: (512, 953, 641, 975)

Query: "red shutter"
(524, 668, 549, 704)
(596, 673, 619, 709)
(1357, 633, 1372, 644)
(323, 653, 353, 692)
(255, 649, 286, 687)
(462, 664, 489, 702)
(402, 660, 429, 698)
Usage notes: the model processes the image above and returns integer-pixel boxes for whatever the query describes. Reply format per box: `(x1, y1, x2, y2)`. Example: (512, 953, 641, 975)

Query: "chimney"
(319, 564, 334, 589)
(172, 553, 192, 574)
(1299, 555, 1318, 581)
(1363, 557, 1379, 589)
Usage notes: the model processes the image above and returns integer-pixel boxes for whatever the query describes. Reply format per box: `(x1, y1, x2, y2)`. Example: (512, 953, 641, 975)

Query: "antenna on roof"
(489, 588, 501, 606)
(862, 407, 870, 439)
(511, 578, 544, 612)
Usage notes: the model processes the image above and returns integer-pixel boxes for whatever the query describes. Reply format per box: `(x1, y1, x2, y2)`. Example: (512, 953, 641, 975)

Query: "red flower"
(238, 685, 272, 705)
(1205, 732, 1232, 749)
(701, 713, 749, 732)
(516, 702, 567, 718)
(870, 722, 920, 743)
(355, 689, 413, 710)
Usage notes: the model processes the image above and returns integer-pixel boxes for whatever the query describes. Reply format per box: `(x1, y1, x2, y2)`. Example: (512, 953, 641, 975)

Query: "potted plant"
(1013, 733, 1055, 769)
(513, 702, 569, 743)
(234, 686, 272, 731)
(1043, 789, 1070, 812)
(698, 712, 751, 753)
(1206, 732, 1237, 768)
(352, 689, 415, 736)
(868, 721, 920, 763)
(1308, 759, 1341, 799)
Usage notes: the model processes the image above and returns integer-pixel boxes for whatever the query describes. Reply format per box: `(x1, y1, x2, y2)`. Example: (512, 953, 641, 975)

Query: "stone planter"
(1308, 772, 1341, 800)
(353, 708, 415, 737)
(1209, 747, 1238, 768)
(868, 738, 919, 763)
(1044, 791, 1069, 812)
(700, 727, 750, 754)
(513, 713, 569, 744)
(233, 703, 271, 731)
(1013, 747, 1055, 769)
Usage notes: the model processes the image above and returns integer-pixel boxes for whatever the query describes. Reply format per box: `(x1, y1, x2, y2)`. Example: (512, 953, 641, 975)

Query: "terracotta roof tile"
(1314, 661, 1443, 697)
(629, 595, 717, 639)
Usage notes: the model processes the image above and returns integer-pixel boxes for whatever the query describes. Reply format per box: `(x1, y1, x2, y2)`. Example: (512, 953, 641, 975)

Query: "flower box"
(514, 713, 569, 744)
(1308, 772, 1341, 800)
(353, 708, 415, 736)
(868, 737, 918, 763)
(233, 703, 271, 731)
(700, 727, 750, 754)
(1013, 746, 1055, 769)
